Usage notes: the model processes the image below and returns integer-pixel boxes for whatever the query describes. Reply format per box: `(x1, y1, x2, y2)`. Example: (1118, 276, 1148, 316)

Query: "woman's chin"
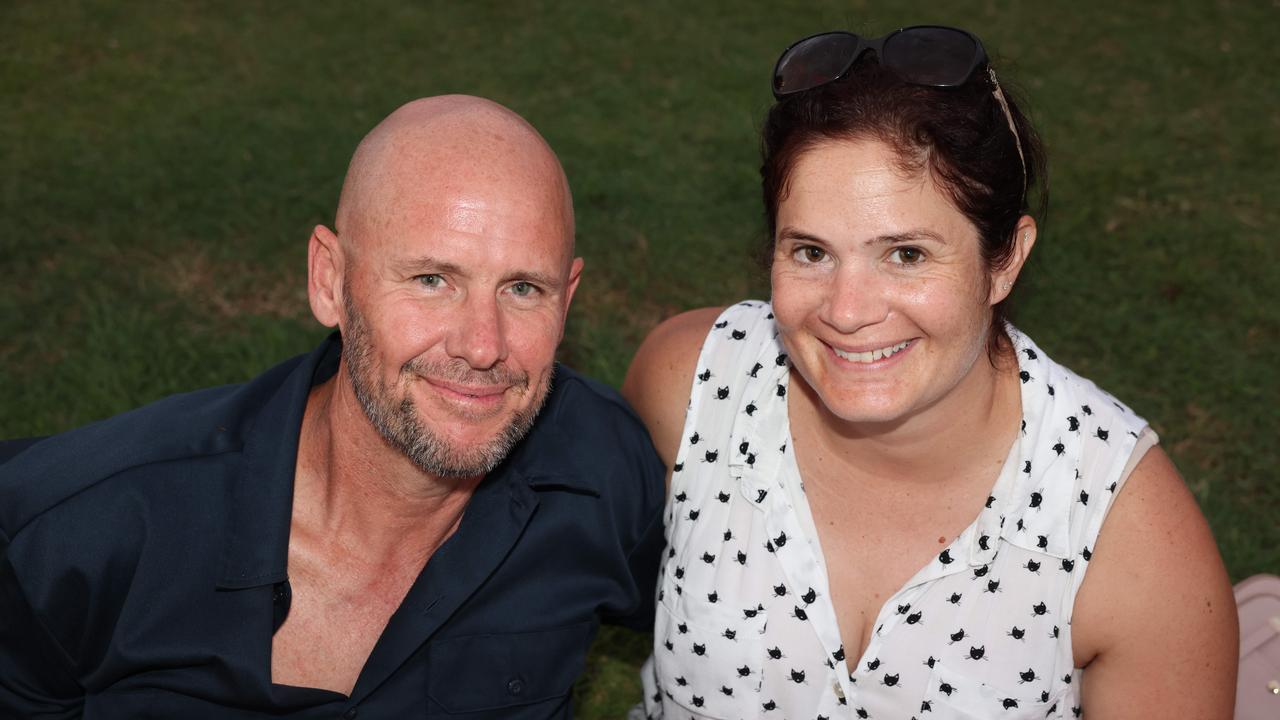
(813, 390, 915, 427)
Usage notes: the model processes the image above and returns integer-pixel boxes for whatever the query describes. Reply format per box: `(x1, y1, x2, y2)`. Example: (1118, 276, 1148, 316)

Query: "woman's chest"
(658, 486, 1084, 719)
(805, 474, 996, 662)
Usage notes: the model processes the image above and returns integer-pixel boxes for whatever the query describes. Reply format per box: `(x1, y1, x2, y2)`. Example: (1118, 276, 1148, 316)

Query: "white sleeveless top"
(640, 301, 1154, 720)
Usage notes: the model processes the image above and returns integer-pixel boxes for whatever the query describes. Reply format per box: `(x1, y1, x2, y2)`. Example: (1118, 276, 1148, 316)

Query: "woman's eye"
(417, 273, 444, 287)
(796, 246, 827, 264)
(890, 247, 924, 265)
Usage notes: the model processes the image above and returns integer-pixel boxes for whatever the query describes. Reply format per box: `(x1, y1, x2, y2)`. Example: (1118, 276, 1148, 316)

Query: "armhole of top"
(676, 308, 735, 447)
(1112, 426, 1159, 497)
(674, 303, 767, 459)
(665, 305, 744, 511)
(1066, 423, 1161, 662)
(1066, 424, 1159, 608)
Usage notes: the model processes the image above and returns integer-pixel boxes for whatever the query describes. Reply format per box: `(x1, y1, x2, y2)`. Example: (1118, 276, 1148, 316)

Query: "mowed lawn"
(2, 1, 1276, 714)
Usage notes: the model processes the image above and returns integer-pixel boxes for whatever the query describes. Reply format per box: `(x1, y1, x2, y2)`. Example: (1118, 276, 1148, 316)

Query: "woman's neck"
(788, 349, 1023, 488)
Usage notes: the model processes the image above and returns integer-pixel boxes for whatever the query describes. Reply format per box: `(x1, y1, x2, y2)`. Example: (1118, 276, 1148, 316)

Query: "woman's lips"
(829, 339, 913, 364)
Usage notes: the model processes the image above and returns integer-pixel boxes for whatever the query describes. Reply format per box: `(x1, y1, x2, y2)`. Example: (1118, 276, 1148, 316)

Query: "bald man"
(0, 97, 665, 719)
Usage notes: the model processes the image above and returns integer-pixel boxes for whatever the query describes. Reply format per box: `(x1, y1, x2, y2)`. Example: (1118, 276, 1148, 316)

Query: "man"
(0, 96, 665, 718)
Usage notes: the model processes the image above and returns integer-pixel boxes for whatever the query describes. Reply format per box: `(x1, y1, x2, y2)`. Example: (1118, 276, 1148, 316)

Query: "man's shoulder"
(520, 364, 663, 493)
(542, 364, 652, 446)
(0, 353, 305, 539)
(547, 364, 638, 416)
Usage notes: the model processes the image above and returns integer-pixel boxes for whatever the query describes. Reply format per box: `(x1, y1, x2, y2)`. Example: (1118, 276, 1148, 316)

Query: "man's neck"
(271, 375, 486, 696)
(292, 375, 484, 567)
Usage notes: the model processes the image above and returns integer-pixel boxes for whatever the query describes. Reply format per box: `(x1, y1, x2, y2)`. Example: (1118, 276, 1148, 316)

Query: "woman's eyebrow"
(776, 227, 829, 245)
(867, 229, 947, 246)
(777, 227, 946, 245)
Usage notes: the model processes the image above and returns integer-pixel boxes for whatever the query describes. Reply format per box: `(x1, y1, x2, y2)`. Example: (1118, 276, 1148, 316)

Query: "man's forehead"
(336, 96, 575, 249)
(352, 188, 574, 277)
(377, 180, 570, 242)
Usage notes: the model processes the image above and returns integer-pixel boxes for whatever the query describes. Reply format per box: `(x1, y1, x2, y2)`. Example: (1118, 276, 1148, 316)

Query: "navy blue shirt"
(0, 335, 665, 719)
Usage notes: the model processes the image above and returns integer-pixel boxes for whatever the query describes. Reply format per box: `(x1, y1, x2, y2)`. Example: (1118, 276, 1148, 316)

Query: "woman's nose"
(818, 266, 889, 334)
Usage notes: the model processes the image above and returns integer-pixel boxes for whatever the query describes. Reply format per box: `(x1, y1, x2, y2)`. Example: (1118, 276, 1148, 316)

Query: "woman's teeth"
(833, 340, 910, 363)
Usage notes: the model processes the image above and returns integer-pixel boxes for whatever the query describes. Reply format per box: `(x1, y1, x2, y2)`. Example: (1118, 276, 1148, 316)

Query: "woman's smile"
(827, 338, 914, 365)
(771, 137, 996, 427)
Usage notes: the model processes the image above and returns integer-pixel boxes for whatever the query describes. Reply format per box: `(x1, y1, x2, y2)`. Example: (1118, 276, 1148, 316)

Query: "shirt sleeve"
(0, 542, 84, 718)
(602, 435, 667, 632)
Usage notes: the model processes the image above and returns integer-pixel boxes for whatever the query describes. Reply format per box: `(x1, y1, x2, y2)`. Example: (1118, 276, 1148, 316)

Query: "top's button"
(507, 678, 525, 696)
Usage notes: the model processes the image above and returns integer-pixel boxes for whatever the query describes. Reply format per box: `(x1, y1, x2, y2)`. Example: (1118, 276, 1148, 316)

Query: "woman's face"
(771, 137, 1015, 427)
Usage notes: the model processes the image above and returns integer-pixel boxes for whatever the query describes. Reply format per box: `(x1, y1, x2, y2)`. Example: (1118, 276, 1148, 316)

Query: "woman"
(624, 26, 1236, 719)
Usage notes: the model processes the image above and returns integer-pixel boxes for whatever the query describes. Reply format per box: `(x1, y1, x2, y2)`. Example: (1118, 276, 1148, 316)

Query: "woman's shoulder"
(646, 300, 775, 344)
(622, 301, 775, 467)
(1007, 328, 1236, 715)
(1007, 326, 1150, 441)
(626, 300, 777, 379)
(622, 306, 726, 468)
(634, 307, 726, 362)
(1070, 445, 1236, 714)
(624, 307, 725, 401)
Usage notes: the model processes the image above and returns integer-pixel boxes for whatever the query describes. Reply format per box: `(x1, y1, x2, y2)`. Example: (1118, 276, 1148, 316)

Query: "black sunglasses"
(772, 25, 988, 97)
(771, 25, 1027, 199)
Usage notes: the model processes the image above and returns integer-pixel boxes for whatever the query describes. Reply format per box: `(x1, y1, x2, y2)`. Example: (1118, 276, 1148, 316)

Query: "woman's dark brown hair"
(761, 53, 1048, 360)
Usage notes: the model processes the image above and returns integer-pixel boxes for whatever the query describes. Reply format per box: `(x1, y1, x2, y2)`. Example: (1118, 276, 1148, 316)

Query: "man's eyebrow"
(393, 257, 564, 289)
(395, 256, 467, 276)
(510, 270, 563, 289)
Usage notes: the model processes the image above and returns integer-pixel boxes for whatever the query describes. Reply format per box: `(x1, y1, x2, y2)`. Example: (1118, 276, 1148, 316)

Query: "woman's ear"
(989, 215, 1037, 305)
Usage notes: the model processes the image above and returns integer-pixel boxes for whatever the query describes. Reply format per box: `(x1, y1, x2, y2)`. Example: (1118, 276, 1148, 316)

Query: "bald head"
(307, 96, 586, 481)
(334, 95, 575, 256)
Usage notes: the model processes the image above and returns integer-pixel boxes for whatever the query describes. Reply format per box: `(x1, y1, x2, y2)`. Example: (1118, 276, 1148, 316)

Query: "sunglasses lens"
(774, 33, 862, 95)
(882, 27, 979, 86)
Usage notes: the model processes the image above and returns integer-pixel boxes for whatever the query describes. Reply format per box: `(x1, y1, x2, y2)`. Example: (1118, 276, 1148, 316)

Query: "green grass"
(3, 1, 1276, 714)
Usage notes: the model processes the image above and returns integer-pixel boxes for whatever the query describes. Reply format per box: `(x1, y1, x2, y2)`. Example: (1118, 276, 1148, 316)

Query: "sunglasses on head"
(772, 25, 1027, 199)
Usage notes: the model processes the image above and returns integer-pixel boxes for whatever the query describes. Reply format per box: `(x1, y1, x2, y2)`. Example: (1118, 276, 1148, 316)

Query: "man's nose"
(818, 265, 889, 334)
(446, 292, 509, 370)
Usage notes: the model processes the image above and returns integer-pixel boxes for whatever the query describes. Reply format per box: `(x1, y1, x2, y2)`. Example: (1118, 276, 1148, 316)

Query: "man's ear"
(308, 225, 345, 328)
(989, 215, 1037, 305)
(562, 257, 585, 321)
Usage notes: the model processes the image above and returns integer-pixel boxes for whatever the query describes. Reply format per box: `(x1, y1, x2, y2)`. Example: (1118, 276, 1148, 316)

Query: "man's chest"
(269, 565, 415, 696)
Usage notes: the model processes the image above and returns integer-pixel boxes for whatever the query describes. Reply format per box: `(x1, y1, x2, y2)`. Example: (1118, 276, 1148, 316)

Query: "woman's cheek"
(770, 269, 824, 328)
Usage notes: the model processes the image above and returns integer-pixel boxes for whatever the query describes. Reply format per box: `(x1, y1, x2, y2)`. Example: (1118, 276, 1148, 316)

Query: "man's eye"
(511, 281, 537, 297)
(890, 247, 924, 264)
(417, 274, 444, 288)
(796, 246, 827, 263)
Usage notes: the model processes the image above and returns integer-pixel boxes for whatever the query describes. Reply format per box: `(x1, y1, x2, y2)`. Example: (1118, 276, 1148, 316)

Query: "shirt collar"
(973, 328, 1075, 562)
(725, 324, 792, 509)
(717, 315, 1076, 563)
(216, 333, 339, 590)
(215, 341, 595, 589)
(496, 365, 602, 498)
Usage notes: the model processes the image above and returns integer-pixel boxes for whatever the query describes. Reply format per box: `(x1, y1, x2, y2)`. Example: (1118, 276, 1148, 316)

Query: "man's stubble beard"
(340, 290, 550, 479)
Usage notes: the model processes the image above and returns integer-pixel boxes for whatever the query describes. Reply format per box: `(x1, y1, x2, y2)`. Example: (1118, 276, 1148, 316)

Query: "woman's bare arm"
(622, 307, 724, 480)
(1072, 446, 1238, 718)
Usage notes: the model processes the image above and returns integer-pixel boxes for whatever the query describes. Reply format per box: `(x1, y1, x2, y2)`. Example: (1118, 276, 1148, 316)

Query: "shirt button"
(507, 678, 525, 696)
(342, 708, 357, 719)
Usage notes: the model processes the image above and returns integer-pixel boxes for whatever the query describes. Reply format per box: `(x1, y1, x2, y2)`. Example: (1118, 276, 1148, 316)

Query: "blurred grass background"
(2, 1, 1276, 714)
